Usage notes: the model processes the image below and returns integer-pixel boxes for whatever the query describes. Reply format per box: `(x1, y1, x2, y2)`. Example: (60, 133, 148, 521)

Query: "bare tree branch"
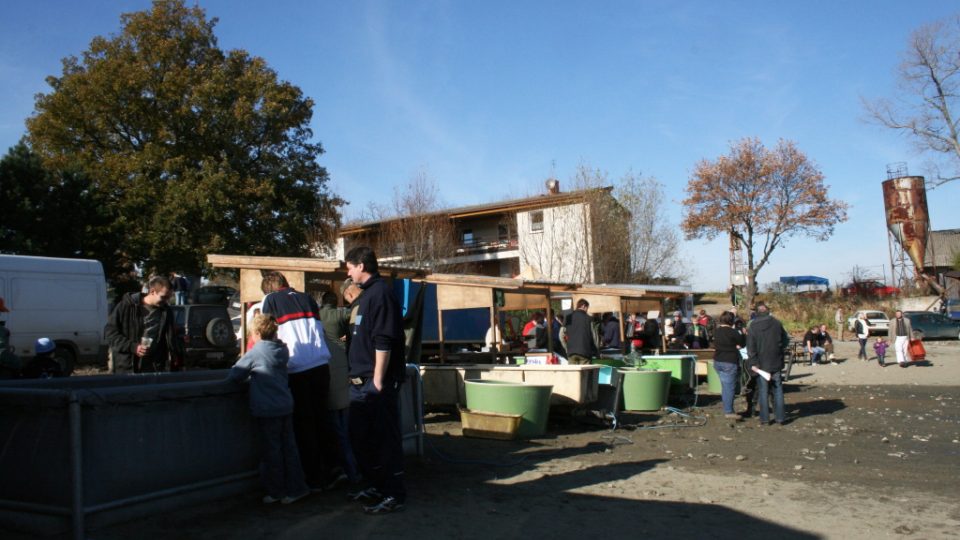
(864, 14, 960, 188)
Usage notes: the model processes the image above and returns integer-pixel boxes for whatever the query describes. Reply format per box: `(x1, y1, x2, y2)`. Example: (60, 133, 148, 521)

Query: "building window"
(530, 211, 544, 233)
(462, 229, 474, 245)
(498, 224, 509, 241)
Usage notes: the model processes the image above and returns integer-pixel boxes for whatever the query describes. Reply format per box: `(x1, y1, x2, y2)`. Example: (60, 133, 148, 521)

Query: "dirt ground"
(49, 339, 960, 539)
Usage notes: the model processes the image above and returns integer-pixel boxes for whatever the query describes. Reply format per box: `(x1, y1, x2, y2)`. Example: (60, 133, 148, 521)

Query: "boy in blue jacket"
(228, 314, 309, 504)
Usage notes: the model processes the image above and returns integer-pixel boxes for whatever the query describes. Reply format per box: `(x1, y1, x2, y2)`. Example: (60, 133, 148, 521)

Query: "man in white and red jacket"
(260, 271, 333, 492)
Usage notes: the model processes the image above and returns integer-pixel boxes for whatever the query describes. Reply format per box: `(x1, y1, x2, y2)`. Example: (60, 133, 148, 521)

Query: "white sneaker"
(281, 491, 309, 505)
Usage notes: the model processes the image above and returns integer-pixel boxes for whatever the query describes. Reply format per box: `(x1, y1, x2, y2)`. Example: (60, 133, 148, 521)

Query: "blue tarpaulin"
(779, 275, 829, 287)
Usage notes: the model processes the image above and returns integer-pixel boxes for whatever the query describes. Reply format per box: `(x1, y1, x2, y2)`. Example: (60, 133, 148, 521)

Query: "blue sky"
(2, 1, 958, 291)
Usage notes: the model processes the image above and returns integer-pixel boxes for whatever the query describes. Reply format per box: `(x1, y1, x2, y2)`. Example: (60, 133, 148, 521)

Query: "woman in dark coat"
(712, 311, 746, 419)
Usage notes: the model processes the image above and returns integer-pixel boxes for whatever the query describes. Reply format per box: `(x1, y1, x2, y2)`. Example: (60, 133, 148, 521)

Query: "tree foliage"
(0, 141, 130, 279)
(682, 138, 849, 309)
(25, 0, 341, 280)
(864, 14, 960, 187)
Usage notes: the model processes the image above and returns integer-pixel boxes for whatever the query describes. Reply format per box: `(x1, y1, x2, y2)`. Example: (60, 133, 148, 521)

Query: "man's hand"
(136, 344, 148, 357)
(373, 376, 383, 392)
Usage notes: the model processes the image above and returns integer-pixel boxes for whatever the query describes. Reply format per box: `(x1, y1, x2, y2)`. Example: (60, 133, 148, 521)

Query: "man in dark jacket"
(105, 276, 183, 373)
(344, 246, 406, 514)
(746, 303, 790, 425)
(564, 299, 597, 364)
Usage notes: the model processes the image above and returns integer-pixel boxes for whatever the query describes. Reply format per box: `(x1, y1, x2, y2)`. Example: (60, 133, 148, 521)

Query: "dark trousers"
(349, 379, 406, 503)
(288, 364, 331, 488)
(257, 415, 308, 498)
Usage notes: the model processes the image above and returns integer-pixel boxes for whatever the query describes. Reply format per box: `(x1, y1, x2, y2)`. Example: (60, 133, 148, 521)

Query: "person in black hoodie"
(104, 276, 183, 373)
(746, 303, 790, 425)
(343, 246, 406, 514)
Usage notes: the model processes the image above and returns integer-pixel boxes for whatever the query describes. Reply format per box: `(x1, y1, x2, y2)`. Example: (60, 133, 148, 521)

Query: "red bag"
(908, 339, 925, 362)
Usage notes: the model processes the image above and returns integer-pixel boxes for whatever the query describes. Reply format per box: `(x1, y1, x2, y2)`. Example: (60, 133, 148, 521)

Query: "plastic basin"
(640, 355, 695, 394)
(618, 368, 671, 411)
(705, 360, 722, 394)
(464, 379, 553, 438)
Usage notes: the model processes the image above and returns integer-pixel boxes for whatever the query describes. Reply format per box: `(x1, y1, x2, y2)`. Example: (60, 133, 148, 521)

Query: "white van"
(0, 255, 109, 374)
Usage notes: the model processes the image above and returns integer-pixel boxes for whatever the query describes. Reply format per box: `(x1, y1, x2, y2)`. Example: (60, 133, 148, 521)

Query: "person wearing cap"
(316, 289, 360, 487)
(104, 276, 184, 373)
(22, 338, 64, 379)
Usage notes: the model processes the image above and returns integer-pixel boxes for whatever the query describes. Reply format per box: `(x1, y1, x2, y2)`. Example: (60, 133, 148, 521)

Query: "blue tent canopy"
(779, 275, 829, 287)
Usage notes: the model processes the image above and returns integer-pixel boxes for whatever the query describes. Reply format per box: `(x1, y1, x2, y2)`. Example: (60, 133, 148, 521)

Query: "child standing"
(228, 314, 309, 505)
(873, 337, 888, 368)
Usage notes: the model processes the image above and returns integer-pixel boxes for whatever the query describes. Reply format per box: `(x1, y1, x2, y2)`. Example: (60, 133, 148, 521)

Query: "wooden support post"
(489, 305, 497, 364)
(438, 308, 446, 364)
(545, 295, 554, 357)
(617, 302, 625, 354)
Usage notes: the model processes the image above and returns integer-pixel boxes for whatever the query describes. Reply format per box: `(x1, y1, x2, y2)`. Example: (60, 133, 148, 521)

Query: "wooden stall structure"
(206, 254, 427, 350)
(426, 273, 555, 364)
(428, 275, 692, 362)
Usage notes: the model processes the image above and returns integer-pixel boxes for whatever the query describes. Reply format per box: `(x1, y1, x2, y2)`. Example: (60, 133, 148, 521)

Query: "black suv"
(191, 285, 237, 306)
(170, 304, 239, 368)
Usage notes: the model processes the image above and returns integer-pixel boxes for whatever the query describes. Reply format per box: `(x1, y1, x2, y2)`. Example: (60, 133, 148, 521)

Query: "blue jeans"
(714, 361, 739, 414)
(756, 370, 785, 424)
(174, 291, 187, 305)
(329, 408, 360, 483)
(257, 415, 309, 498)
(809, 346, 825, 364)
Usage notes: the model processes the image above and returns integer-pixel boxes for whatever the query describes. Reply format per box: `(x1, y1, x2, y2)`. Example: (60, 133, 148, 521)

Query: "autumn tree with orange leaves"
(682, 138, 849, 309)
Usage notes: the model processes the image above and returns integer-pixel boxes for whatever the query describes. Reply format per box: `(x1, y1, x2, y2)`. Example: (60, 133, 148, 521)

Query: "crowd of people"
(96, 248, 408, 514)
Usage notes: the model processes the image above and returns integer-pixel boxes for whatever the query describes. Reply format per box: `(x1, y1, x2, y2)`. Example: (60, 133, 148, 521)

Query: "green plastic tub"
(705, 360, 722, 394)
(618, 368, 671, 411)
(464, 379, 553, 438)
(591, 357, 626, 368)
(640, 355, 695, 394)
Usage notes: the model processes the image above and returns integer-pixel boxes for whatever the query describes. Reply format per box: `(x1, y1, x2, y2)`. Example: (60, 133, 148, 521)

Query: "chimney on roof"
(545, 178, 560, 195)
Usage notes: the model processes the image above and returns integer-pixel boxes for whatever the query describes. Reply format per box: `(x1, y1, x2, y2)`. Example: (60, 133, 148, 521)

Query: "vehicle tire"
(54, 345, 76, 376)
(206, 318, 235, 347)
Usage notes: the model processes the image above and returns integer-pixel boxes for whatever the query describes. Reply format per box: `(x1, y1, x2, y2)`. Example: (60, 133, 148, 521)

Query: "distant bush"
(762, 293, 899, 337)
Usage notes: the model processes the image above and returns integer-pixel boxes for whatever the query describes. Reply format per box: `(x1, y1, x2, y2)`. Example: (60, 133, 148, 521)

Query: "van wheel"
(206, 318, 235, 347)
(54, 345, 75, 376)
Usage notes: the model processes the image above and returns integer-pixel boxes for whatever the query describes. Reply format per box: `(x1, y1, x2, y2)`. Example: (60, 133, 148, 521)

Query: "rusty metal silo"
(882, 173, 929, 281)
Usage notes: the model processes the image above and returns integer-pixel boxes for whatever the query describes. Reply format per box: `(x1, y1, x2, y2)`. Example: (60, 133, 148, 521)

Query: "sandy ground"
(19, 340, 960, 540)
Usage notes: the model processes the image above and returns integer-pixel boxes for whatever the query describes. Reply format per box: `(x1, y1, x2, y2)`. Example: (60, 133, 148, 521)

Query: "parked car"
(170, 304, 239, 368)
(903, 311, 960, 340)
(191, 285, 237, 306)
(847, 310, 890, 335)
(840, 280, 900, 298)
(944, 298, 960, 321)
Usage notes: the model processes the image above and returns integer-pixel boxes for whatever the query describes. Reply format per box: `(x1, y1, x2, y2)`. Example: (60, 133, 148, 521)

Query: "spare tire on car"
(206, 318, 235, 348)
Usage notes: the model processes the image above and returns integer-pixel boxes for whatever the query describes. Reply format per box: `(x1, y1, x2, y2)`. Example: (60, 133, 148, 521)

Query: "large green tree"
(0, 141, 127, 278)
(26, 0, 341, 280)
